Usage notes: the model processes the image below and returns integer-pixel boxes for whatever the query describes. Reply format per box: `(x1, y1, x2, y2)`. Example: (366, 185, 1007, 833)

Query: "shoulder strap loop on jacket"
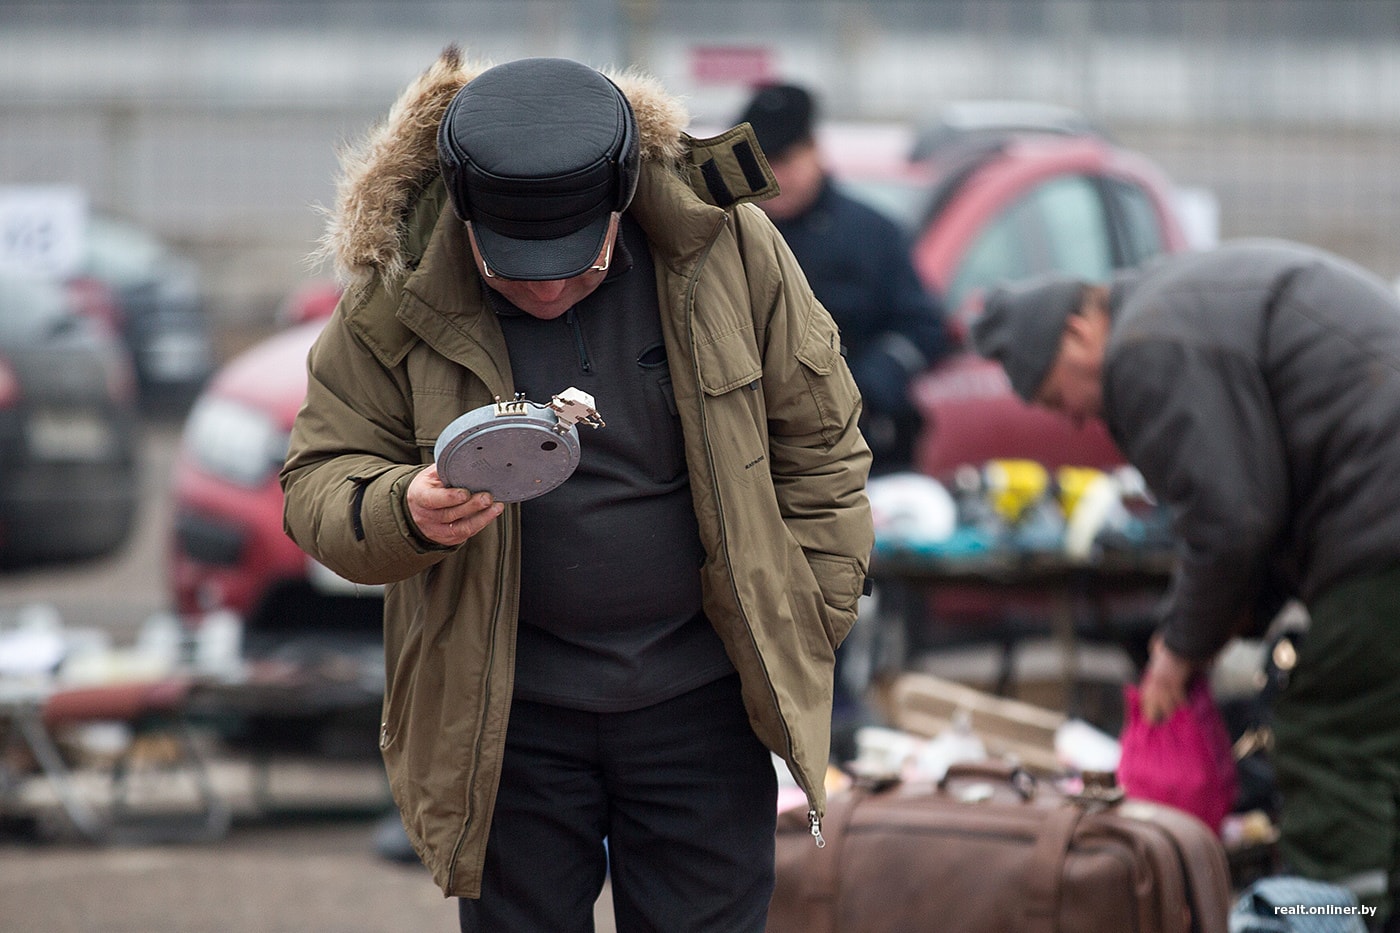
(682, 124, 780, 207)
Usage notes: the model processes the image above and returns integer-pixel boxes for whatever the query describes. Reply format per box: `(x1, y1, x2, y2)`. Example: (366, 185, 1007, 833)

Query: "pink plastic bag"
(1117, 678, 1238, 833)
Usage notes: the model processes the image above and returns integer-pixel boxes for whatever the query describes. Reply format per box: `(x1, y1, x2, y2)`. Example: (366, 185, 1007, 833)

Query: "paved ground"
(0, 755, 617, 933)
(0, 817, 617, 933)
(0, 817, 458, 933)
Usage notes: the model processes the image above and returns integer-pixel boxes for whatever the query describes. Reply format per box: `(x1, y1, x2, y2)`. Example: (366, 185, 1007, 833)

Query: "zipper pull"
(808, 809, 826, 848)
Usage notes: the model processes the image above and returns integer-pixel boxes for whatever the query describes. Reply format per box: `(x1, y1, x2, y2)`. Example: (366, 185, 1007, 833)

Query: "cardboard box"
(876, 671, 1067, 774)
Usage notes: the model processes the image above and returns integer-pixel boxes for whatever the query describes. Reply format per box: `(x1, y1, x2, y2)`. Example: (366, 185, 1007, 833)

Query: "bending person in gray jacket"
(971, 239, 1400, 928)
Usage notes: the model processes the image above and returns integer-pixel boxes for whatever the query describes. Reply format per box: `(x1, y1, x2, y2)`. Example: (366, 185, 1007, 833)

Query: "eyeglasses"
(468, 212, 620, 281)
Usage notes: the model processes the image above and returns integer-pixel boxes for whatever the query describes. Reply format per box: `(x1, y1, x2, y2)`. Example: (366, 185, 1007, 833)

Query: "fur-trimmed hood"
(317, 47, 692, 285)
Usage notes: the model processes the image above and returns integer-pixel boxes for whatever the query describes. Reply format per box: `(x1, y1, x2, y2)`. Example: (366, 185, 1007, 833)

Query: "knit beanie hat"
(738, 83, 816, 160)
(970, 275, 1086, 402)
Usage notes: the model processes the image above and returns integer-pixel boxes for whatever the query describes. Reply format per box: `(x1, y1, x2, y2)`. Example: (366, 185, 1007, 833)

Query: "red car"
(167, 281, 383, 654)
(829, 104, 1193, 478)
(820, 106, 1194, 696)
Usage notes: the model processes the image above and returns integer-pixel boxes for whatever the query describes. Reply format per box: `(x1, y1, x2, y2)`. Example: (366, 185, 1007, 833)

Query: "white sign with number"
(0, 186, 89, 279)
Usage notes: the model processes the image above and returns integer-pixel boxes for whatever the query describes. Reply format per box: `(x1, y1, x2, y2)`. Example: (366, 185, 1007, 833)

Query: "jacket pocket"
(638, 344, 686, 483)
(379, 586, 426, 757)
(795, 310, 862, 445)
(694, 329, 768, 475)
(807, 552, 863, 647)
(696, 326, 764, 396)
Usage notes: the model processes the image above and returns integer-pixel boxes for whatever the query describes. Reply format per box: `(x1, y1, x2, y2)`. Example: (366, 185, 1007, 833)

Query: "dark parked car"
(65, 215, 215, 412)
(0, 272, 140, 566)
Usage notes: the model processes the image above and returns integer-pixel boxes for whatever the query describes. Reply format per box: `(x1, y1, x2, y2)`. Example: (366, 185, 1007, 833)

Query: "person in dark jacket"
(970, 239, 1400, 927)
(739, 82, 948, 476)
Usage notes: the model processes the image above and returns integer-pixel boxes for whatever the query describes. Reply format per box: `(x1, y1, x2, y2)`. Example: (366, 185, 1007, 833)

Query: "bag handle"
(936, 764, 1116, 933)
(1022, 803, 1085, 933)
(938, 761, 1037, 801)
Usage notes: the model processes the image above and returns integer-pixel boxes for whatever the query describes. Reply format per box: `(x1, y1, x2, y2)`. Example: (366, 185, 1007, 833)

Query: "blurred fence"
(1, 0, 1398, 331)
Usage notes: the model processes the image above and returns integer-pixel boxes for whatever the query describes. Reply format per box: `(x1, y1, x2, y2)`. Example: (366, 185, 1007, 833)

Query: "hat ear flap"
(437, 89, 473, 222)
(611, 89, 641, 212)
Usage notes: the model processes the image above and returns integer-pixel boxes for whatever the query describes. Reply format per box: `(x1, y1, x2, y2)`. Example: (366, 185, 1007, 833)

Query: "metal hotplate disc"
(434, 402, 581, 502)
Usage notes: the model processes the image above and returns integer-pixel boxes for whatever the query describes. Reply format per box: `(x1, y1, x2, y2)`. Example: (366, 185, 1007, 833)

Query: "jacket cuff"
(392, 467, 458, 553)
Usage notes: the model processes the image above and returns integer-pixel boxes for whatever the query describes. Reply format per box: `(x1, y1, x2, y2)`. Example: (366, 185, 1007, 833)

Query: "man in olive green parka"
(281, 51, 872, 931)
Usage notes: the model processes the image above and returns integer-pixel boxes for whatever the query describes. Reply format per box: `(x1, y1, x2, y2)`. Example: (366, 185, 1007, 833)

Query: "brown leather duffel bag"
(768, 763, 1231, 933)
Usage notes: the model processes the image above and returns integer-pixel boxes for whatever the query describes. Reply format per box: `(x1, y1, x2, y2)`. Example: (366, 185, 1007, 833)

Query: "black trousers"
(459, 673, 778, 933)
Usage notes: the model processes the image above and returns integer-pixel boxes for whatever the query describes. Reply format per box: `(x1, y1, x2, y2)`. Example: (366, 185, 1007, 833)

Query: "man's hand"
(1139, 635, 1201, 723)
(406, 463, 504, 546)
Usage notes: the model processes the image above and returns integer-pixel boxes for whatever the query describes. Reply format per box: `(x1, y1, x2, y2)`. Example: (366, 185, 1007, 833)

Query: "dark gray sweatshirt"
(491, 214, 734, 711)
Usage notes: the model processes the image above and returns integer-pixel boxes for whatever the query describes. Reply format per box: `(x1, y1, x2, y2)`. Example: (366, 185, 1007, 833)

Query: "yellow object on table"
(983, 459, 1051, 523)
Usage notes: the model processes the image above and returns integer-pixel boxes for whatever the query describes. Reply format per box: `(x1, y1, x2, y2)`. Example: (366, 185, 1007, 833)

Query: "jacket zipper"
(446, 507, 516, 892)
(565, 308, 593, 374)
(443, 361, 520, 892)
(683, 217, 824, 848)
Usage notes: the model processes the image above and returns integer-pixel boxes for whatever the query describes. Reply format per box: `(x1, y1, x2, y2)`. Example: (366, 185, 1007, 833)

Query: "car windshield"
(0, 274, 75, 342)
(945, 174, 1115, 311)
